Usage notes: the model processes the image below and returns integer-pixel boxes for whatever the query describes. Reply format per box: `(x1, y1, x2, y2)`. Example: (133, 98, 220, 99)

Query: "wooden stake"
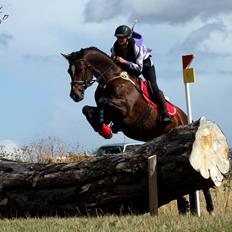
(148, 155, 158, 216)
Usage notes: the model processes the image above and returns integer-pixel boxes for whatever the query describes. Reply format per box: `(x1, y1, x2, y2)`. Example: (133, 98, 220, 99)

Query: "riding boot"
(155, 90, 172, 124)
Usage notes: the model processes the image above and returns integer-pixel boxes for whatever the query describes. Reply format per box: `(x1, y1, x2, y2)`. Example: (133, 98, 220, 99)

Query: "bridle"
(70, 58, 116, 89)
(70, 59, 96, 89)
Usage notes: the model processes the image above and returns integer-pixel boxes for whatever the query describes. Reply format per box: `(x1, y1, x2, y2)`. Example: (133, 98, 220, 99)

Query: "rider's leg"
(156, 90, 172, 124)
(142, 59, 172, 124)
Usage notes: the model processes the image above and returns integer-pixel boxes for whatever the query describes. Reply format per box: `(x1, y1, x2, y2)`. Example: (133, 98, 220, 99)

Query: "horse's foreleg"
(82, 106, 102, 132)
(97, 97, 126, 133)
(82, 105, 112, 130)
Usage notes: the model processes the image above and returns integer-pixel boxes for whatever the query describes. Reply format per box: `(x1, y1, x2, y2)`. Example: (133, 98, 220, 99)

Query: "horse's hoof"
(208, 211, 215, 216)
(111, 124, 121, 134)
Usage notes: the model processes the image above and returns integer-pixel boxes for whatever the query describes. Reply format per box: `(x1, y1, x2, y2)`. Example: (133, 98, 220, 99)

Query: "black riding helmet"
(114, 25, 132, 38)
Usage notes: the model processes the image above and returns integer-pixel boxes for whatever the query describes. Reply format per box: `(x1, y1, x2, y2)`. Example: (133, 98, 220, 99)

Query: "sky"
(0, 0, 232, 152)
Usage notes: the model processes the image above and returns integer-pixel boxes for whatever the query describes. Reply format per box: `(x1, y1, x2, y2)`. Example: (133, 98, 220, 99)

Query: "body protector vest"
(113, 31, 151, 76)
(113, 38, 137, 75)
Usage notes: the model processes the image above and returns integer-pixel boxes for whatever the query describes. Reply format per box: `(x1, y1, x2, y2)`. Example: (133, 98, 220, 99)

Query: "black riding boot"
(155, 90, 172, 124)
(142, 60, 172, 124)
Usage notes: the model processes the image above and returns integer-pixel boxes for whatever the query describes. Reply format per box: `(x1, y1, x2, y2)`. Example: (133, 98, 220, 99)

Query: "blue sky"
(1, 0, 232, 152)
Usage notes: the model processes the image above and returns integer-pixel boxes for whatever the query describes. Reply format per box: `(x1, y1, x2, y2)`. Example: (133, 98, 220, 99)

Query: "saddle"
(140, 80, 176, 116)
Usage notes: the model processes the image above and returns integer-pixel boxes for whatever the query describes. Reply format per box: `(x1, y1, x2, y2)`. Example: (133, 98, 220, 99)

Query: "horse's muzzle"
(70, 92, 84, 102)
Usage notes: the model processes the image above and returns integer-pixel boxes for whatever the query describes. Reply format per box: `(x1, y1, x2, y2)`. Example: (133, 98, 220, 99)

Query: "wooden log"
(0, 117, 230, 217)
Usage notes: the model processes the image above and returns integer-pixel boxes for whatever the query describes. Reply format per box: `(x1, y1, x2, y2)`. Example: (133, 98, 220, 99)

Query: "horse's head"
(62, 49, 94, 102)
(62, 47, 122, 102)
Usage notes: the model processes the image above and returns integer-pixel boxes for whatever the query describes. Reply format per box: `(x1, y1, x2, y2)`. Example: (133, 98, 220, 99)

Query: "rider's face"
(117, 36, 128, 46)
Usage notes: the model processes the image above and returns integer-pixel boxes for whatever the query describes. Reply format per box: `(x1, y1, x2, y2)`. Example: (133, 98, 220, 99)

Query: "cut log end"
(189, 117, 230, 186)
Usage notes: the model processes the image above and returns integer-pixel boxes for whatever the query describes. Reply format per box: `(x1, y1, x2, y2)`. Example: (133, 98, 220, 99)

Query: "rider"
(111, 25, 172, 124)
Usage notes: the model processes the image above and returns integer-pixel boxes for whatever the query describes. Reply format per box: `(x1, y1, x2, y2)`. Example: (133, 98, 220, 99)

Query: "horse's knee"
(82, 106, 90, 115)
(82, 106, 97, 118)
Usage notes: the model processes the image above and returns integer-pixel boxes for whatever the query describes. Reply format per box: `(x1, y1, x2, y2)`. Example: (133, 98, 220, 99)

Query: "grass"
(0, 213, 232, 232)
(0, 176, 231, 232)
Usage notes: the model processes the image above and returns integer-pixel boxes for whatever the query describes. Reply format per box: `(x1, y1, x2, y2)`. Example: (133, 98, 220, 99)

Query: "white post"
(184, 83, 201, 217)
(182, 55, 200, 217)
(185, 84, 192, 123)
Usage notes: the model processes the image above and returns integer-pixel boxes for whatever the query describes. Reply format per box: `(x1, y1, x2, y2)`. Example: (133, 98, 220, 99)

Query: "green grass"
(0, 214, 232, 232)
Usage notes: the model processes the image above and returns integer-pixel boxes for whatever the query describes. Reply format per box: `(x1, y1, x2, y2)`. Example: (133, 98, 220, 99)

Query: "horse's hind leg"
(177, 196, 189, 214)
(203, 188, 214, 215)
(189, 188, 214, 215)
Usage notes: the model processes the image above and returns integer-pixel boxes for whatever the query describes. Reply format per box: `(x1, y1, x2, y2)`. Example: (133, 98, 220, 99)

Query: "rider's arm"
(125, 44, 149, 73)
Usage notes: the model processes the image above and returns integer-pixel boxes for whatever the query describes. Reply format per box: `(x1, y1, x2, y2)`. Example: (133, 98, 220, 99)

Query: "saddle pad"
(140, 80, 176, 116)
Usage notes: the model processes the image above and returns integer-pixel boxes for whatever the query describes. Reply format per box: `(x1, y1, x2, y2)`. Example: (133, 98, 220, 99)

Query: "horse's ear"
(80, 48, 84, 56)
(61, 53, 71, 60)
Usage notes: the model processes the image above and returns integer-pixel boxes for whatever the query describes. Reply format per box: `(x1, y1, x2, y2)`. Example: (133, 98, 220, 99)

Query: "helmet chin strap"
(119, 41, 128, 47)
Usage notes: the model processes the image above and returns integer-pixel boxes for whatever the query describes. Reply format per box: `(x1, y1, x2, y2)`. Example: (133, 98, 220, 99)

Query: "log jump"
(0, 117, 230, 217)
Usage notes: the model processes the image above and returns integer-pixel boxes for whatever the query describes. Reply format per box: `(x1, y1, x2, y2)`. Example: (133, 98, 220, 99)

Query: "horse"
(62, 47, 188, 140)
(62, 46, 214, 215)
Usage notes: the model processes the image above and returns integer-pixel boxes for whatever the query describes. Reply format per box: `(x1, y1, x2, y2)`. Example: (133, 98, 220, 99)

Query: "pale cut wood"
(189, 117, 230, 186)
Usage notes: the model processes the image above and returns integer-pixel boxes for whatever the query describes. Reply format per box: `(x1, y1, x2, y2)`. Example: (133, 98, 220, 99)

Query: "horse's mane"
(70, 46, 111, 61)
(85, 46, 111, 59)
(70, 46, 134, 79)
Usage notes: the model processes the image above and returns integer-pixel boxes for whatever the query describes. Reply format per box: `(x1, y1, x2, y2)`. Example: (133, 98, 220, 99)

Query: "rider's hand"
(116, 56, 127, 64)
(111, 55, 117, 62)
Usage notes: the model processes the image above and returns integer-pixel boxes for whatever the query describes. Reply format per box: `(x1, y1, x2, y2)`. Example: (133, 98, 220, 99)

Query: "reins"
(70, 56, 141, 92)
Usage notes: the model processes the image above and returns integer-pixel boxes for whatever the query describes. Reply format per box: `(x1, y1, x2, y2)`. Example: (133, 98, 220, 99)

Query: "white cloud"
(83, 0, 232, 25)
(174, 22, 227, 53)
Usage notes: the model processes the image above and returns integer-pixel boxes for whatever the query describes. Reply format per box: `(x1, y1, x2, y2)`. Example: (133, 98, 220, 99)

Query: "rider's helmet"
(114, 25, 132, 38)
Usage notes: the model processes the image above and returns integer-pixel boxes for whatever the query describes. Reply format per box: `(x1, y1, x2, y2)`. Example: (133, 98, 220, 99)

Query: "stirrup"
(161, 114, 172, 124)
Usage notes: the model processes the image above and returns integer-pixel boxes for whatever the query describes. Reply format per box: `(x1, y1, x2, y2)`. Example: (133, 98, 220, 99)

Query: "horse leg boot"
(153, 90, 172, 124)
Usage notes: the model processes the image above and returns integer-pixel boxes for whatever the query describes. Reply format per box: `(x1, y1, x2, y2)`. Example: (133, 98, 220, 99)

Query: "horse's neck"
(86, 51, 121, 80)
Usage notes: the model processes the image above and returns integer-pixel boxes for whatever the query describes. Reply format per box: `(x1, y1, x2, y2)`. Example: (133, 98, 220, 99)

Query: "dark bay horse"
(62, 47, 188, 141)
(62, 46, 213, 214)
